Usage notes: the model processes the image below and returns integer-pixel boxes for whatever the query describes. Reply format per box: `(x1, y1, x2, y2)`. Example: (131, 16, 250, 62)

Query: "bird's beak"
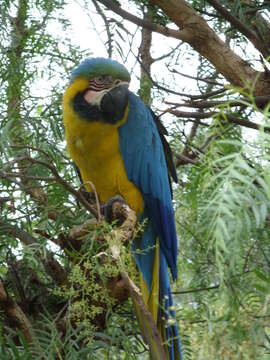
(83, 81, 129, 106)
(100, 84, 129, 124)
(81, 82, 129, 124)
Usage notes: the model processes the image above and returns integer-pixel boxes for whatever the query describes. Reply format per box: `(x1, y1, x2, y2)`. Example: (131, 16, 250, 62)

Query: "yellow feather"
(63, 78, 144, 214)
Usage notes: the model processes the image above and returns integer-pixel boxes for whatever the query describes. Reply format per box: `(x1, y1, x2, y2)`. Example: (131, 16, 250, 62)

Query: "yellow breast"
(62, 78, 143, 214)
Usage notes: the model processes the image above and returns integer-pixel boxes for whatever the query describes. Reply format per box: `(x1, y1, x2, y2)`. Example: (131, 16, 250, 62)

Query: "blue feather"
(159, 252, 182, 358)
(118, 92, 182, 359)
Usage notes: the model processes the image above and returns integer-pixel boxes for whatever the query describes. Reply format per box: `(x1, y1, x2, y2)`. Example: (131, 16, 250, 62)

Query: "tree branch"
(206, 0, 269, 58)
(0, 280, 32, 342)
(173, 284, 219, 294)
(168, 109, 215, 119)
(175, 153, 199, 166)
(2, 147, 101, 220)
(166, 95, 270, 109)
(149, 0, 270, 96)
(96, 0, 190, 42)
(169, 108, 267, 131)
(169, 67, 224, 86)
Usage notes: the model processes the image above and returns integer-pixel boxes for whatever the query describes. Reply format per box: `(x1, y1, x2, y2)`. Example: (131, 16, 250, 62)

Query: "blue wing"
(118, 92, 182, 359)
(118, 92, 177, 279)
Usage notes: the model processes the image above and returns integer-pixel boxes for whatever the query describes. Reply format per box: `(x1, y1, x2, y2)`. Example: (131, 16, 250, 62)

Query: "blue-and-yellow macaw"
(63, 58, 182, 360)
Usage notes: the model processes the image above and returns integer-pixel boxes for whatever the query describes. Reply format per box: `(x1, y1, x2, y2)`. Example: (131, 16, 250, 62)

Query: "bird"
(62, 57, 182, 360)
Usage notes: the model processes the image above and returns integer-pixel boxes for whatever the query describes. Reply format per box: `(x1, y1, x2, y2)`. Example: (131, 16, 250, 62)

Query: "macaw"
(62, 57, 182, 360)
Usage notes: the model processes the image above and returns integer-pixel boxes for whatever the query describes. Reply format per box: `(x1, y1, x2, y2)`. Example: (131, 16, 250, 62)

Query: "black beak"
(100, 85, 129, 124)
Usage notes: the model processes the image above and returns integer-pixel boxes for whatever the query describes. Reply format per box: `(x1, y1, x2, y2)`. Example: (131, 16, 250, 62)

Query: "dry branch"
(64, 200, 165, 358)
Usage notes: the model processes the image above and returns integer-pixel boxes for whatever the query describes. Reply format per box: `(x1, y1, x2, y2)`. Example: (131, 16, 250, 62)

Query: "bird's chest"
(65, 119, 143, 213)
(67, 120, 122, 185)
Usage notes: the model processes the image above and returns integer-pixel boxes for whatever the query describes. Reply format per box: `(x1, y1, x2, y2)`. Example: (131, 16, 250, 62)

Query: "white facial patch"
(84, 89, 109, 106)
(83, 81, 129, 107)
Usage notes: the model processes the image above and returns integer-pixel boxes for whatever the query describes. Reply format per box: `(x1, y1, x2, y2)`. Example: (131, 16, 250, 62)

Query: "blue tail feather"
(132, 216, 182, 360)
(159, 252, 182, 360)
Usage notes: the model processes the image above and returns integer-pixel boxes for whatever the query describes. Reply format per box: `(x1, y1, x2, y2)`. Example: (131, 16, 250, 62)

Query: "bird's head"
(64, 57, 130, 124)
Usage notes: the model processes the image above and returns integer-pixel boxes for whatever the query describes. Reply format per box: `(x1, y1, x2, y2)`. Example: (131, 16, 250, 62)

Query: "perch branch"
(108, 201, 167, 360)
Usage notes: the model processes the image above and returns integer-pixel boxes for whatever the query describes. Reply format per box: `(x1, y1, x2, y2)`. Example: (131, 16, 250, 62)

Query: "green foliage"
(59, 223, 119, 332)
(1, 221, 147, 358)
(174, 97, 270, 358)
(1, 0, 270, 359)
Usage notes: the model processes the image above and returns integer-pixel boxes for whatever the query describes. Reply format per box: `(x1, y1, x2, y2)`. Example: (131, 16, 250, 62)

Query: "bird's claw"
(101, 195, 127, 224)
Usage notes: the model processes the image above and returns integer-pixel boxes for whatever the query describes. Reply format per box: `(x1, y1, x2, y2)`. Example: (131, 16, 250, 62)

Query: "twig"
(0, 220, 67, 286)
(172, 284, 219, 295)
(96, 0, 190, 42)
(188, 88, 228, 101)
(168, 109, 215, 119)
(92, 0, 113, 57)
(133, 49, 196, 98)
(153, 42, 183, 63)
(170, 67, 224, 86)
(206, 0, 269, 57)
(169, 108, 267, 131)
(82, 180, 102, 222)
(1, 154, 99, 219)
(175, 153, 199, 166)
(28, 157, 99, 218)
(166, 95, 270, 110)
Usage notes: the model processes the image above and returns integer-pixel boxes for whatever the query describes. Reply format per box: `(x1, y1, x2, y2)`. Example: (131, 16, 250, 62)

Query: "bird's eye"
(96, 75, 105, 83)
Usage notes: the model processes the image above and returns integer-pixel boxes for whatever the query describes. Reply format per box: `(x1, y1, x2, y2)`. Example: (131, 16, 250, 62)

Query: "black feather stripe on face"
(73, 91, 101, 121)
(89, 76, 114, 91)
(73, 84, 129, 125)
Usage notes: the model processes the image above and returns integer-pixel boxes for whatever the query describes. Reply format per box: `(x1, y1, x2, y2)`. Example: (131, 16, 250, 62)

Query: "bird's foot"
(101, 195, 127, 224)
